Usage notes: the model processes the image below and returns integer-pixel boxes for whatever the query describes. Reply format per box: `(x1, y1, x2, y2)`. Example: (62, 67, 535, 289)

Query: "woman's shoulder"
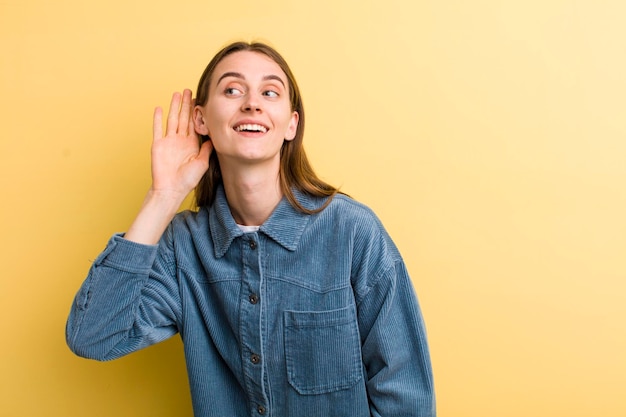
(316, 194, 397, 253)
(165, 208, 211, 239)
(172, 207, 208, 224)
(323, 195, 404, 285)
(323, 194, 383, 226)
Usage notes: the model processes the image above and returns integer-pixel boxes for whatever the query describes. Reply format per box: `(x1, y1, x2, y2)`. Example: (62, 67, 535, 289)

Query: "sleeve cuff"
(94, 233, 159, 274)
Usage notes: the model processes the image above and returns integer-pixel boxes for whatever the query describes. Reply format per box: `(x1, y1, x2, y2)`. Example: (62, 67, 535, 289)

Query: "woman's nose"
(241, 92, 261, 112)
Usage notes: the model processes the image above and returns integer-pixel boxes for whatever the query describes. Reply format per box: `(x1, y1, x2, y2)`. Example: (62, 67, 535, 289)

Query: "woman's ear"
(193, 107, 210, 136)
(284, 111, 299, 141)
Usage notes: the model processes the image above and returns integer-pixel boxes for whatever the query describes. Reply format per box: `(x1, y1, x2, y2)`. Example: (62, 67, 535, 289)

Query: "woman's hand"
(151, 89, 212, 198)
(124, 89, 212, 245)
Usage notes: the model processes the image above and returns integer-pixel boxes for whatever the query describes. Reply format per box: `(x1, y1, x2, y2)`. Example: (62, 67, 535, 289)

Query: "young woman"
(67, 41, 435, 417)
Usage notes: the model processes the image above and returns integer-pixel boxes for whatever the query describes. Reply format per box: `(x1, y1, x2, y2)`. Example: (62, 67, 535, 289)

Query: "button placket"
(240, 233, 268, 415)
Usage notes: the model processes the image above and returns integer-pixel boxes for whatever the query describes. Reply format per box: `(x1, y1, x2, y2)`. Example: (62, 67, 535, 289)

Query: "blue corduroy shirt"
(67, 186, 435, 416)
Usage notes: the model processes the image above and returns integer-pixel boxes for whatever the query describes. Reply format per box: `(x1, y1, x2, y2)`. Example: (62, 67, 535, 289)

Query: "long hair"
(193, 41, 341, 214)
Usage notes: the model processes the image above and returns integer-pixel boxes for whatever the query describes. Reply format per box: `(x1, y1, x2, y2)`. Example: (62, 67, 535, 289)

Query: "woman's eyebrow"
(216, 72, 286, 87)
(217, 72, 244, 85)
(263, 74, 286, 87)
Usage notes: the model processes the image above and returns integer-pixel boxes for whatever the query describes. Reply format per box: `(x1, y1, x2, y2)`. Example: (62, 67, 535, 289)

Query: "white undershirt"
(237, 224, 260, 233)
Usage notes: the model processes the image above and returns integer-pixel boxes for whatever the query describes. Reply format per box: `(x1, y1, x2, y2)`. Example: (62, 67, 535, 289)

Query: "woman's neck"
(220, 161, 283, 226)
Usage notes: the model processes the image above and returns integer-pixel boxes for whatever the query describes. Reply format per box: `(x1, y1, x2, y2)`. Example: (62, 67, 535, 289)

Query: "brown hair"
(194, 41, 341, 213)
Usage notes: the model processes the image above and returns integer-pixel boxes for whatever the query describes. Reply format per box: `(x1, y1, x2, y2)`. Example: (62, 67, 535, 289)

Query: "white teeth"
(235, 124, 267, 133)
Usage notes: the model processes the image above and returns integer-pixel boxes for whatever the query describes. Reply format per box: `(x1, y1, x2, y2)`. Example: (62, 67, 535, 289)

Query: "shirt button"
(249, 239, 257, 250)
(250, 353, 261, 364)
(257, 405, 266, 415)
(249, 294, 259, 304)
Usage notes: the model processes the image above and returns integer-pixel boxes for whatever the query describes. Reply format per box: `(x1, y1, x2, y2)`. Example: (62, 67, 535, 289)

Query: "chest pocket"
(283, 306, 363, 395)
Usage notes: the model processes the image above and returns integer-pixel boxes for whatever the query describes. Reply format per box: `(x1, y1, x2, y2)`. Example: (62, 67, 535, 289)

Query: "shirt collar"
(209, 185, 319, 258)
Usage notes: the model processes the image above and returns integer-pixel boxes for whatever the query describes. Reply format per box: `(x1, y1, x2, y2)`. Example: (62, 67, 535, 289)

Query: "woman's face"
(194, 51, 299, 167)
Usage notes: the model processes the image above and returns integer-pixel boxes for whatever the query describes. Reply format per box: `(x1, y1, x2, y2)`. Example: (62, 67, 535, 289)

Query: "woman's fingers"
(153, 106, 163, 141)
(178, 89, 192, 135)
(161, 90, 195, 137)
(198, 137, 213, 162)
(166, 92, 182, 137)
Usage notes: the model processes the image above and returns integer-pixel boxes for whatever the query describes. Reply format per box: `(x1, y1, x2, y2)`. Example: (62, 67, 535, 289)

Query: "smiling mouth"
(234, 123, 268, 133)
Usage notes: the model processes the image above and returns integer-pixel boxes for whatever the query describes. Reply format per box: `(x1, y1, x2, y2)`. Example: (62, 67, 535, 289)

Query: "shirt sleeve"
(66, 229, 182, 361)
(355, 238, 436, 416)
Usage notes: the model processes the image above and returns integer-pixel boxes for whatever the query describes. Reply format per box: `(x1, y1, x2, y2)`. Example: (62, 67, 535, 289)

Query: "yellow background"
(1, 0, 625, 416)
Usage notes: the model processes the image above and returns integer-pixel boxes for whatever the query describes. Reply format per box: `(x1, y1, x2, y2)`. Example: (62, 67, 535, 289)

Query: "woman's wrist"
(124, 188, 188, 245)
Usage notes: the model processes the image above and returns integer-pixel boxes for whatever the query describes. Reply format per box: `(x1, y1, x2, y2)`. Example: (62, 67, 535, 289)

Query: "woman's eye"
(263, 90, 279, 98)
(225, 87, 243, 96)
